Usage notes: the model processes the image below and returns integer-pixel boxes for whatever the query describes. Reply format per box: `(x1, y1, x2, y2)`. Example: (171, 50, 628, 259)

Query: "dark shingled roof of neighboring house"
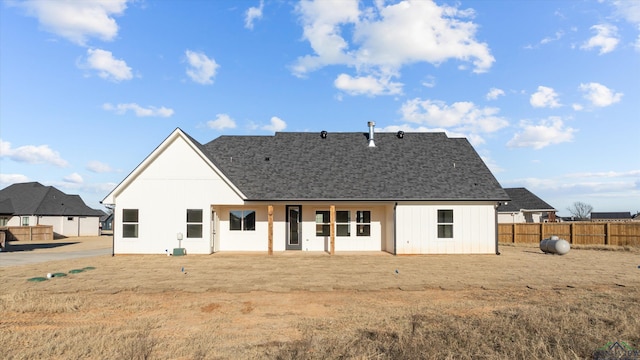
(497, 187, 555, 212)
(591, 212, 632, 220)
(0, 182, 104, 217)
(202, 131, 509, 201)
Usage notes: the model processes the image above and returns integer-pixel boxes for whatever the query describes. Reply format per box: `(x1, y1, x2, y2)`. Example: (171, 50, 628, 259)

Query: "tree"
(567, 201, 593, 220)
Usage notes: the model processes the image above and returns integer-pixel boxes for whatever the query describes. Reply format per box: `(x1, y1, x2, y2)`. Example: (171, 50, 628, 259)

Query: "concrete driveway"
(0, 235, 112, 267)
(0, 248, 111, 267)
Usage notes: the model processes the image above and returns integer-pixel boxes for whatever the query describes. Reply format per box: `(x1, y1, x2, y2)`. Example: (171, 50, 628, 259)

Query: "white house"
(497, 188, 556, 223)
(102, 124, 509, 255)
(0, 182, 104, 237)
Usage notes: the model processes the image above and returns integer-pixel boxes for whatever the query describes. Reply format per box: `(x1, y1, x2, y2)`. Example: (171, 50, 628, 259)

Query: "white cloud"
(103, 103, 174, 117)
(262, 116, 287, 132)
(293, 0, 494, 96)
(334, 73, 403, 96)
(83, 48, 133, 82)
(611, 1, 640, 51)
(581, 24, 619, 54)
(207, 114, 236, 130)
(397, 98, 508, 145)
(15, 0, 128, 46)
(572, 103, 584, 111)
(400, 98, 509, 133)
(507, 117, 575, 149)
(0, 173, 30, 185)
(564, 170, 640, 179)
(0, 139, 68, 167)
(86, 160, 114, 173)
(63, 172, 84, 184)
(245, 0, 264, 30)
(421, 75, 436, 88)
(486, 87, 505, 100)
(530, 86, 561, 108)
(579, 82, 623, 107)
(185, 50, 219, 85)
(540, 30, 564, 45)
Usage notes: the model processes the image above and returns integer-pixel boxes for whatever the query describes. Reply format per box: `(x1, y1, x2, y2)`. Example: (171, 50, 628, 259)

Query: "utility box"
(172, 248, 186, 256)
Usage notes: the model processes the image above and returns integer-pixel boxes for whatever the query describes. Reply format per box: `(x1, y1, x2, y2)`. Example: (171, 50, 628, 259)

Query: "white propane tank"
(540, 236, 570, 255)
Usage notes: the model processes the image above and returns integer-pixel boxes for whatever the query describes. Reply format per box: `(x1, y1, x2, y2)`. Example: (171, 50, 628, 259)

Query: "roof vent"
(397, 130, 404, 139)
(320, 130, 328, 139)
(367, 121, 375, 147)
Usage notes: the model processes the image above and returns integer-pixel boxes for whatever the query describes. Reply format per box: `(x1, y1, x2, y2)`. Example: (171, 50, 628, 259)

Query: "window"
(0, 217, 8, 226)
(437, 210, 453, 238)
(21, 217, 29, 226)
(315, 211, 330, 236)
(336, 211, 350, 236)
(356, 211, 371, 236)
(229, 210, 255, 231)
(122, 209, 139, 238)
(186, 209, 203, 238)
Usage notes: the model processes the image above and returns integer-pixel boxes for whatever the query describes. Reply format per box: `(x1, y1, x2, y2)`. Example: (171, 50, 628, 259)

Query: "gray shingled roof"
(0, 198, 14, 215)
(202, 131, 508, 201)
(591, 212, 631, 220)
(0, 182, 104, 217)
(498, 187, 555, 212)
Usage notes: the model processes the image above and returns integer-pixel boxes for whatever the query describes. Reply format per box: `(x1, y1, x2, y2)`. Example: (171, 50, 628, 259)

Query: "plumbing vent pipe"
(367, 121, 375, 147)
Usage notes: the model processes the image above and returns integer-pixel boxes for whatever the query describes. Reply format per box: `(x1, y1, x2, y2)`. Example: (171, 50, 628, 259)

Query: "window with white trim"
(122, 209, 139, 238)
(230, 210, 255, 231)
(186, 209, 203, 238)
(437, 210, 453, 238)
(21, 217, 29, 226)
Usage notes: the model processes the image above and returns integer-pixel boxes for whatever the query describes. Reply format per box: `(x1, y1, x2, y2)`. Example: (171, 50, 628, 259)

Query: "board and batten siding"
(214, 204, 390, 252)
(112, 135, 243, 254)
(395, 202, 496, 254)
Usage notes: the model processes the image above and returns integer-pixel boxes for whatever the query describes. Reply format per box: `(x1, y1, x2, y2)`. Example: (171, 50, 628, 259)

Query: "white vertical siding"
(301, 205, 386, 252)
(78, 217, 100, 236)
(395, 202, 496, 254)
(215, 206, 269, 251)
(113, 136, 244, 254)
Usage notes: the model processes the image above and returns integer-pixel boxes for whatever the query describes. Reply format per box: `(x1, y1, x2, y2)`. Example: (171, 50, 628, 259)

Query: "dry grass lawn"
(1, 237, 639, 359)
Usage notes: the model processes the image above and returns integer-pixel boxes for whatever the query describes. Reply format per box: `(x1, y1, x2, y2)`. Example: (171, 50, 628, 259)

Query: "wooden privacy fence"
(498, 222, 640, 246)
(0, 226, 53, 242)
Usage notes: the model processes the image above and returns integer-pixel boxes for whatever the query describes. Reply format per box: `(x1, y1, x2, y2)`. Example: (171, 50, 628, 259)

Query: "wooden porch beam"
(268, 205, 273, 255)
(330, 205, 335, 255)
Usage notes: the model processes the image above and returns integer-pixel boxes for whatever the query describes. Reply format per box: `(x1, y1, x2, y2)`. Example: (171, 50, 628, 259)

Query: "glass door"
(286, 205, 302, 250)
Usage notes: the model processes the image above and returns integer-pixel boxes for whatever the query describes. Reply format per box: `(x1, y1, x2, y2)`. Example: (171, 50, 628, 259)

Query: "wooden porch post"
(268, 205, 274, 255)
(330, 205, 335, 255)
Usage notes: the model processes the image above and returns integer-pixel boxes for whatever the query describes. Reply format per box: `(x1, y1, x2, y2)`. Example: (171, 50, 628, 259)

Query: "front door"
(286, 205, 302, 250)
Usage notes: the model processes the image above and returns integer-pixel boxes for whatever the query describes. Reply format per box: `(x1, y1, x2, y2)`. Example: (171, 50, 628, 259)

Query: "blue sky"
(1, 0, 638, 216)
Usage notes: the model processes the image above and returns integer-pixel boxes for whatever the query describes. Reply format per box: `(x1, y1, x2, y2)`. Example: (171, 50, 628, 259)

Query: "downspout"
(495, 202, 500, 255)
(111, 206, 115, 257)
(393, 202, 398, 255)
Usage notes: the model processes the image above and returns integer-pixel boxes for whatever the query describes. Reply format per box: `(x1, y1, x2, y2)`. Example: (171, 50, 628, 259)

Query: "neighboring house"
(101, 212, 114, 231)
(0, 198, 14, 226)
(590, 212, 633, 222)
(497, 187, 556, 223)
(102, 124, 509, 255)
(0, 182, 105, 237)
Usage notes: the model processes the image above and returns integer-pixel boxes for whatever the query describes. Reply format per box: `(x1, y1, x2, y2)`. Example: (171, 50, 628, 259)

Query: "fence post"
(569, 223, 574, 244)
(605, 223, 610, 246)
(539, 223, 543, 242)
